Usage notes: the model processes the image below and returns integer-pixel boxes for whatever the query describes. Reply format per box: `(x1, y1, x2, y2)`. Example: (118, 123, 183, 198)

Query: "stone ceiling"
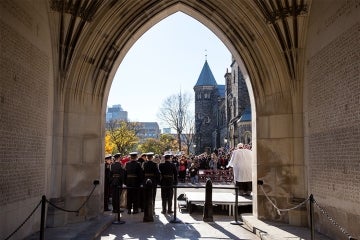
(48, 0, 309, 104)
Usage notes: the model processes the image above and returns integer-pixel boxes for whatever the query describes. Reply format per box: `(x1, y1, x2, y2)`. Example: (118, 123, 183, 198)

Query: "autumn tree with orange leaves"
(105, 120, 140, 155)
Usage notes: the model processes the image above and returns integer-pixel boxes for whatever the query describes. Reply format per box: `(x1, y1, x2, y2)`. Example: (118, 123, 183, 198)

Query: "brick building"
(193, 58, 251, 154)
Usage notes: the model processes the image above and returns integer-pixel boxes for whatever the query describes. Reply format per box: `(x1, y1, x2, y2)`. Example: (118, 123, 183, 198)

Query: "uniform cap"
(164, 151, 173, 156)
(113, 153, 121, 158)
(146, 152, 154, 156)
(164, 152, 173, 158)
(129, 152, 138, 156)
(105, 155, 112, 160)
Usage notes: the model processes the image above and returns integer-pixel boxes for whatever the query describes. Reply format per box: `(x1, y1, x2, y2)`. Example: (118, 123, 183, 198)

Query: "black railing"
(4, 179, 357, 240)
(258, 180, 357, 240)
(4, 180, 99, 240)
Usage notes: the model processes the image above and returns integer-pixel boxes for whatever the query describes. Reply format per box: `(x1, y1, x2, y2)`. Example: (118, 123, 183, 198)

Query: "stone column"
(49, 92, 104, 225)
(256, 91, 307, 226)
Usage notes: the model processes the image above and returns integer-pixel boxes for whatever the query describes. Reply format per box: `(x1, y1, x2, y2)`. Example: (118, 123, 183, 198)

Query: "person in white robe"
(227, 143, 252, 195)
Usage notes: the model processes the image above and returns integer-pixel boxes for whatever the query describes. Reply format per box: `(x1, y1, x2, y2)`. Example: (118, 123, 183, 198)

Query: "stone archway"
(49, 0, 308, 225)
(2, 1, 359, 239)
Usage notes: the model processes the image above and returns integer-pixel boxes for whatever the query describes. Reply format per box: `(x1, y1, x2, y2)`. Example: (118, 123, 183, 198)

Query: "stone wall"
(0, 1, 52, 238)
(194, 87, 217, 153)
(0, 20, 48, 205)
(304, 1, 360, 239)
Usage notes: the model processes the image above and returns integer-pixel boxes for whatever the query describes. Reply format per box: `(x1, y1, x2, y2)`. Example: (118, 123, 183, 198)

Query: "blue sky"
(107, 12, 231, 130)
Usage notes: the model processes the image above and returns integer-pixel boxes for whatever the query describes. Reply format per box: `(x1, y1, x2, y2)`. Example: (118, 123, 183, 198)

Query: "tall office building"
(106, 104, 128, 122)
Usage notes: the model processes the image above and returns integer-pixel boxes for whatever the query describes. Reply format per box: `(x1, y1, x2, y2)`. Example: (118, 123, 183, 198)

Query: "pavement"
(241, 214, 331, 240)
(24, 183, 333, 240)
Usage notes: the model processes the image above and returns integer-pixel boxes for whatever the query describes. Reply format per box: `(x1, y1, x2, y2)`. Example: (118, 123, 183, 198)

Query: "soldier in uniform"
(142, 152, 160, 213)
(159, 153, 178, 214)
(110, 153, 125, 213)
(137, 153, 146, 165)
(137, 153, 146, 211)
(104, 155, 112, 211)
(125, 152, 143, 214)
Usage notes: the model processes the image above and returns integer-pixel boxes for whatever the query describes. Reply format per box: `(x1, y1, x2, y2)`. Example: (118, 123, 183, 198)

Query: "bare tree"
(182, 114, 195, 155)
(158, 91, 192, 153)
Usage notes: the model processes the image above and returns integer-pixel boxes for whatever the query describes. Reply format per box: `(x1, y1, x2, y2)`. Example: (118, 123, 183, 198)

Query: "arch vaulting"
(1, 0, 359, 239)
(49, 0, 310, 222)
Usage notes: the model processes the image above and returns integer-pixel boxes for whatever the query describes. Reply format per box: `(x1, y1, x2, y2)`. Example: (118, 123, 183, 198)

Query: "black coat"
(159, 161, 178, 186)
(125, 160, 143, 187)
(143, 160, 160, 185)
(110, 162, 125, 186)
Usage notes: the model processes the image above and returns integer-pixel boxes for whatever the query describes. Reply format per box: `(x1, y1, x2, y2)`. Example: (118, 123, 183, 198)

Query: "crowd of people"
(104, 143, 253, 215)
(104, 151, 178, 215)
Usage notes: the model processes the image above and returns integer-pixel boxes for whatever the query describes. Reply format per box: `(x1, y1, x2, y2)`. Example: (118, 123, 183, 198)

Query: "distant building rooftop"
(238, 106, 251, 122)
(194, 60, 218, 87)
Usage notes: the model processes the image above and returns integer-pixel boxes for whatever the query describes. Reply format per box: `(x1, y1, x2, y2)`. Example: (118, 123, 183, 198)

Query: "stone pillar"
(49, 93, 104, 225)
(256, 92, 307, 226)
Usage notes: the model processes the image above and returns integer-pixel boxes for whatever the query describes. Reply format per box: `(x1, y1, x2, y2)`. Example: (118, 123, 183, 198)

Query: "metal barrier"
(167, 180, 244, 225)
(258, 180, 358, 240)
(4, 180, 99, 240)
(115, 180, 245, 225)
(10, 179, 356, 240)
(198, 169, 233, 182)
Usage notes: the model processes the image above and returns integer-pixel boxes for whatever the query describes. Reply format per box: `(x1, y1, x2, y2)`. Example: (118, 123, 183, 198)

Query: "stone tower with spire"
(193, 60, 223, 154)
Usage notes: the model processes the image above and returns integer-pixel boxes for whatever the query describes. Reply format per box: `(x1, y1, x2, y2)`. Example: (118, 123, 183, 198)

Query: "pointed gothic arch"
(4, 1, 359, 239)
(49, 0, 307, 224)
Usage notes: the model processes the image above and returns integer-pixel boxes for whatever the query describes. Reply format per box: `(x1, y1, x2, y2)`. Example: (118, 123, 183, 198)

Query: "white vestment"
(227, 149, 252, 183)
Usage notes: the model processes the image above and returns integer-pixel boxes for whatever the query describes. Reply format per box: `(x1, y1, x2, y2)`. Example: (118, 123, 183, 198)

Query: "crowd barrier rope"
(259, 184, 310, 215)
(312, 196, 356, 240)
(5, 179, 357, 240)
(4, 200, 42, 240)
(4, 181, 99, 240)
(258, 182, 357, 240)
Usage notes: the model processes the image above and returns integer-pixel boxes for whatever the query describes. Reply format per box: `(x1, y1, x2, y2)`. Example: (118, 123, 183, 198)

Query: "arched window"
(243, 131, 252, 144)
(233, 97, 236, 117)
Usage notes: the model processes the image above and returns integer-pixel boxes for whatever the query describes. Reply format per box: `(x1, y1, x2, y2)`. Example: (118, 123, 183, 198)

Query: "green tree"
(138, 138, 163, 154)
(107, 120, 139, 155)
(159, 134, 178, 153)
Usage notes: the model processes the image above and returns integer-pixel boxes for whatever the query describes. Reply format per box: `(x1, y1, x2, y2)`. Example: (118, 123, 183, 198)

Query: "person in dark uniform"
(172, 156, 179, 171)
(137, 153, 146, 211)
(125, 152, 143, 214)
(104, 155, 112, 211)
(142, 152, 160, 213)
(110, 153, 125, 213)
(137, 153, 146, 165)
(159, 153, 178, 214)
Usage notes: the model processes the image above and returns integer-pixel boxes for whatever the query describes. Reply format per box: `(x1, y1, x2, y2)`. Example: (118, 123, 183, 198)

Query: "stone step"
(241, 214, 332, 240)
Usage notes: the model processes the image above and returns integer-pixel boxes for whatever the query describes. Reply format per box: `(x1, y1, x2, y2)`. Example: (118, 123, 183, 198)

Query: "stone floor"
(25, 183, 333, 240)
